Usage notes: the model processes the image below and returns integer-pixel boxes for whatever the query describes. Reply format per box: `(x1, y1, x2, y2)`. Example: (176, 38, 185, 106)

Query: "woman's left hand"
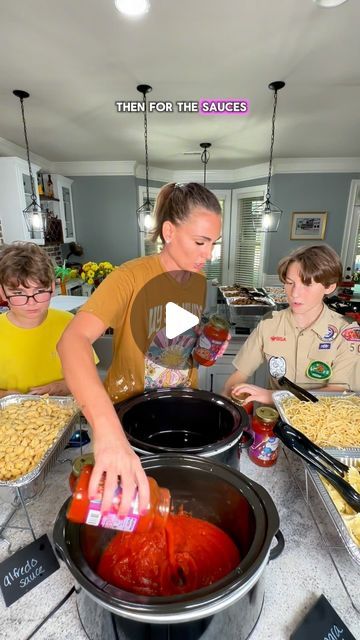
(231, 383, 274, 406)
(29, 380, 70, 396)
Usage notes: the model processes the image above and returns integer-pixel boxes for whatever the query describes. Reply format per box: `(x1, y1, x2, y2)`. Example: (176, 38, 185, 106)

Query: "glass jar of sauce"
(249, 407, 280, 467)
(66, 465, 171, 533)
(193, 315, 230, 366)
(68, 453, 95, 493)
(230, 391, 254, 423)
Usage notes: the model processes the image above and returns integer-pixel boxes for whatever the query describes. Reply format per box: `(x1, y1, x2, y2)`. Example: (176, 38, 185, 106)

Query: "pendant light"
(13, 89, 46, 238)
(136, 84, 154, 233)
(252, 81, 285, 233)
(200, 142, 211, 186)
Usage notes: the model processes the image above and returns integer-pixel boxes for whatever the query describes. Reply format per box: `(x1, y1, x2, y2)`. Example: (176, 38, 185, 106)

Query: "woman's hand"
(90, 426, 150, 516)
(29, 380, 70, 396)
(231, 383, 274, 406)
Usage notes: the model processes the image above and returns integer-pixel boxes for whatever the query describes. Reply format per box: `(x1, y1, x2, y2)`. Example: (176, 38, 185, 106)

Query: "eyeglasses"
(3, 290, 52, 306)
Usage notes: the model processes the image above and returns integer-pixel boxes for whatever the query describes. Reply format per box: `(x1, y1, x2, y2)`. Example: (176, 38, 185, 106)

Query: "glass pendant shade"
(136, 83, 154, 233)
(137, 200, 153, 233)
(252, 199, 282, 233)
(252, 81, 285, 234)
(13, 89, 47, 238)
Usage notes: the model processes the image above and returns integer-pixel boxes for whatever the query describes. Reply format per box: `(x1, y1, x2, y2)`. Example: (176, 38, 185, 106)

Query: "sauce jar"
(230, 391, 254, 425)
(68, 453, 95, 492)
(66, 465, 171, 533)
(193, 315, 230, 366)
(249, 407, 280, 467)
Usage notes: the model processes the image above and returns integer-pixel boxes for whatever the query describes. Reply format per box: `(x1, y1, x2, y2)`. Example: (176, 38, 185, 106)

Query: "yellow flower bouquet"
(80, 261, 115, 286)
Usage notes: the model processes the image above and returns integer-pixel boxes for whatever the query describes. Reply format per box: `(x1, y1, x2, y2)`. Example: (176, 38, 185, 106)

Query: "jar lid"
(255, 407, 279, 423)
(231, 391, 250, 406)
(209, 314, 230, 330)
(72, 453, 95, 477)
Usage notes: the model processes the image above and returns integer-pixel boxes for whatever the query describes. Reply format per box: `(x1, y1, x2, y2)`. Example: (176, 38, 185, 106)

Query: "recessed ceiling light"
(313, 0, 348, 7)
(114, 0, 150, 17)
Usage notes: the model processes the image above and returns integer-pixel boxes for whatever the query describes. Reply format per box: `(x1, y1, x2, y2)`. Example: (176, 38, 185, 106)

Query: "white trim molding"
(52, 161, 137, 176)
(1, 134, 360, 181)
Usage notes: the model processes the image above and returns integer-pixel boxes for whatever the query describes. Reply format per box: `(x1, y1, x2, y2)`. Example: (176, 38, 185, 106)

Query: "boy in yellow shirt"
(0, 242, 75, 397)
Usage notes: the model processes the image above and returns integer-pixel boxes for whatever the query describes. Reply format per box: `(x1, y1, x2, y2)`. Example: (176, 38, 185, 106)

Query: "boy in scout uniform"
(223, 244, 359, 405)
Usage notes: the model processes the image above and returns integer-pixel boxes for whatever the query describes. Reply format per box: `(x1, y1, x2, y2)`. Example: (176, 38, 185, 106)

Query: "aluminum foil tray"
(273, 389, 360, 447)
(307, 450, 360, 566)
(0, 395, 79, 494)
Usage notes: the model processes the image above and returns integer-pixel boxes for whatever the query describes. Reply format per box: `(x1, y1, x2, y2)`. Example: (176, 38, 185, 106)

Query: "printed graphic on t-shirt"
(144, 326, 197, 389)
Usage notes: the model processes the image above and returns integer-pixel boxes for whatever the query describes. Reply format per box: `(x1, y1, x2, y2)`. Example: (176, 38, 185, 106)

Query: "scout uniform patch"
(341, 326, 360, 342)
(306, 360, 332, 381)
(321, 325, 338, 342)
(268, 356, 286, 379)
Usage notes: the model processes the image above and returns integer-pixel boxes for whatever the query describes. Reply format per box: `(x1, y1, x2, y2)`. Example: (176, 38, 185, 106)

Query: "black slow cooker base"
(77, 579, 265, 640)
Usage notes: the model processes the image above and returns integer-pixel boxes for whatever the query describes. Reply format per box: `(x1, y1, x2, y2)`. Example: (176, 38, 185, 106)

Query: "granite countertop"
(0, 443, 359, 640)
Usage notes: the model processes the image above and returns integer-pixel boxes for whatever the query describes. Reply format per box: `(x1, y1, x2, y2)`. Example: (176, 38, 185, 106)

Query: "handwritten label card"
(0, 534, 59, 607)
(291, 594, 356, 640)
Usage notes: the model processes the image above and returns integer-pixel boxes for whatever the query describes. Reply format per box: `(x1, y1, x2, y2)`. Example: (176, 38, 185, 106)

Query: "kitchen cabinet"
(0, 156, 44, 244)
(0, 159, 76, 245)
(53, 174, 76, 242)
(40, 174, 76, 243)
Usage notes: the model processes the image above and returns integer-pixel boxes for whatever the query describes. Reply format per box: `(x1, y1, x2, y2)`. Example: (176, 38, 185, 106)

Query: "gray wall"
(267, 173, 360, 273)
(69, 172, 360, 272)
(70, 175, 138, 264)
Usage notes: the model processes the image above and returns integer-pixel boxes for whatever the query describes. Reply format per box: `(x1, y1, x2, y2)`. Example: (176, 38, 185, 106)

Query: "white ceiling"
(0, 0, 360, 170)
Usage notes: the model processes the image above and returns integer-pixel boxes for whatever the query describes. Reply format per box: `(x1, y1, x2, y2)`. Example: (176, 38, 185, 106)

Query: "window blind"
(234, 196, 264, 287)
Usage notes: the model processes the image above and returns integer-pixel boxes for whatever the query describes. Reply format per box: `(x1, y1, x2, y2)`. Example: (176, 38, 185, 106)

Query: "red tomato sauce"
(97, 513, 240, 596)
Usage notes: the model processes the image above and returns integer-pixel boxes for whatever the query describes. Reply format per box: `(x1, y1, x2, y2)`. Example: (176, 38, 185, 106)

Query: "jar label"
(86, 484, 140, 532)
(194, 334, 223, 363)
(249, 432, 280, 462)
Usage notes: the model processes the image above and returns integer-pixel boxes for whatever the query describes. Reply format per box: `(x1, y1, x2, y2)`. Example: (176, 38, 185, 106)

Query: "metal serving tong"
(268, 357, 318, 403)
(274, 420, 360, 513)
(276, 376, 319, 403)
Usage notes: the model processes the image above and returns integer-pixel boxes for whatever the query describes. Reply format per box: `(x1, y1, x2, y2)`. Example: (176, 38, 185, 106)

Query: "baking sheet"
(307, 450, 360, 566)
(0, 395, 79, 493)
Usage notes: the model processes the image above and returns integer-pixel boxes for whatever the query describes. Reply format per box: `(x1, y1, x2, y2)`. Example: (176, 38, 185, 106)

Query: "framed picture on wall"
(290, 212, 327, 240)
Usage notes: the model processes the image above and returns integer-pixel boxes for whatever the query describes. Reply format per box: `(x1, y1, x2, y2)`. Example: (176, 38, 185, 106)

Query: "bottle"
(193, 315, 230, 366)
(248, 407, 280, 467)
(46, 174, 54, 198)
(68, 453, 95, 492)
(230, 391, 254, 424)
(66, 465, 171, 533)
(37, 173, 44, 195)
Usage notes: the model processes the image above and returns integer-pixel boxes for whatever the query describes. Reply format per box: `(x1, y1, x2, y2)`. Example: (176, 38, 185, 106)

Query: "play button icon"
(165, 302, 200, 339)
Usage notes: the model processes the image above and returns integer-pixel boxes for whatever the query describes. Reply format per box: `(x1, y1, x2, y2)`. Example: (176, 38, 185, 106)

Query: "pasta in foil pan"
(273, 390, 360, 449)
(0, 395, 79, 491)
(308, 451, 360, 566)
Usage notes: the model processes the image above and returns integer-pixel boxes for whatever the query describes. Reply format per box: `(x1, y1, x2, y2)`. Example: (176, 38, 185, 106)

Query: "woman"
(223, 244, 359, 404)
(58, 182, 222, 514)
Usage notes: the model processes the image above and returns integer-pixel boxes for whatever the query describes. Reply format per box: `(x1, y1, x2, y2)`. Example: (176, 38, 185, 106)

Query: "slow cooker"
(54, 455, 284, 640)
(115, 388, 251, 468)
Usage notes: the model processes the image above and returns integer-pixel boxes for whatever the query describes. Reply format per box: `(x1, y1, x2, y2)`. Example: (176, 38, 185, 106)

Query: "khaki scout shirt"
(232, 305, 359, 392)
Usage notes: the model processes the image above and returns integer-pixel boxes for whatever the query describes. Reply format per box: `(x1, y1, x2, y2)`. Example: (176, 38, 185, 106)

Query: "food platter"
(273, 390, 360, 450)
(0, 394, 79, 499)
(307, 450, 360, 566)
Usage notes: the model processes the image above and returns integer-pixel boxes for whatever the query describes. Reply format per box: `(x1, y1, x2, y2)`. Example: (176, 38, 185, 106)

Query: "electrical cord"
(24, 586, 76, 640)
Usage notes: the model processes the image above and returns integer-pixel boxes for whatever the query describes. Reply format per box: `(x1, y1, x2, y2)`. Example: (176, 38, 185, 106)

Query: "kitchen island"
(0, 445, 359, 640)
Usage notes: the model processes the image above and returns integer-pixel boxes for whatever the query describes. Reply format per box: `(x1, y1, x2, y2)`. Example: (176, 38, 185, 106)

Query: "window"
(341, 180, 360, 279)
(228, 186, 267, 287)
